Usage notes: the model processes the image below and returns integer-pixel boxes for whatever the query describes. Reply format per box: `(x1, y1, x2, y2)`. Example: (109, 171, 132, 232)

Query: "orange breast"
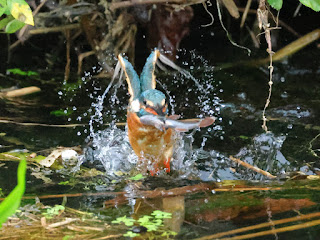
(127, 111, 174, 171)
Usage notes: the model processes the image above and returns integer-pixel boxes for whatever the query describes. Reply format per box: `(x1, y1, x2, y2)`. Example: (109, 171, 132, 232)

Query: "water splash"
(83, 126, 138, 175)
(234, 132, 290, 180)
(79, 50, 222, 178)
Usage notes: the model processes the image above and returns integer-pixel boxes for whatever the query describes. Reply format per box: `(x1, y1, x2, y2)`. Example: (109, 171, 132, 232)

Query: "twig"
(240, 0, 252, 28)
(229, 156, 277, 179)
(78, 51, 95, 75)
(64, 29, 71, 81)
(95, 234, 123, 240)
(0, 191, 126, 201)
(109, 0, 204, 11)
(201, 1, 214, 27)
(308, 133, 320, 157)
(221, 0, 240, 19)
(0, 184, 282, 201)
(104, 184, 282, 208)
(216, 0, 251, 55)
(195, 212, 320, 240)
(258, 0, 275, 133)
(28, 24, 81, 35)
(221, 218, 320, 240)
(1, 86, 41, 98)
(46, 218, 79, 229)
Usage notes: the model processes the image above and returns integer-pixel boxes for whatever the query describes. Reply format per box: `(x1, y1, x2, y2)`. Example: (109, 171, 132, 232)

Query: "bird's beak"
(155, 108, 164, 116)
(144, 104, 167, 117)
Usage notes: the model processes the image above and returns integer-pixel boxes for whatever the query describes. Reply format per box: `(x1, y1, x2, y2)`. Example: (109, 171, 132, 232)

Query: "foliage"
(0, 151, 46, 163)
(268, 0, 320, 11)
(299, 0, 320, 11)
(112, 210, 177, 237)
(50, 109, 74, 117)
(0, 159, 27, 228)
(42, 205, 65, 219)
(267, 0, 283, 10)
(0, 0, 34, 33)
(129, 173, 145, 181)
(7, 68, 38, 76)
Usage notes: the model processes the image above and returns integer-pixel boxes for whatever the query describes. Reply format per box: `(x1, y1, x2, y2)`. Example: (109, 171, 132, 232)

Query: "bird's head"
(134, 89, 168, 117)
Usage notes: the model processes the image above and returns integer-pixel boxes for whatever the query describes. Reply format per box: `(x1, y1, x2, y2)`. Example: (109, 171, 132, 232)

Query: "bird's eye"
(143, 100, 147, 105)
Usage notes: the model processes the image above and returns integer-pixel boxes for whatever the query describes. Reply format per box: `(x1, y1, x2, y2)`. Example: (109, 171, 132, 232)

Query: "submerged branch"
(229, 156, 277, 179)
(0, 184, 283, 201)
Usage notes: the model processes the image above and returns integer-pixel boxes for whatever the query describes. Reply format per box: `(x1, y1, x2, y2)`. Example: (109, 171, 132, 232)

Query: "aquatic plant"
(112, 210, 177, 238)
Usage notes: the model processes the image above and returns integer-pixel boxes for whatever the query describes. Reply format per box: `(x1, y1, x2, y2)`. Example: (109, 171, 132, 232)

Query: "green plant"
(42, 205, 65, 219)
(112, 210, 177, 238)
(268, 0, 320, 11)
(0, 159, 27, 228)
(50, 109, 74, 117)
(129, 173, 145, 181)
(0, 0, 34, 33)
(6, 68, 38, 76)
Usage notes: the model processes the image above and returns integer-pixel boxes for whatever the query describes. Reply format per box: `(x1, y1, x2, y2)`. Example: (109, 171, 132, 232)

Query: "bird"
(116, 50, 174, 175)
(114, 50, 215, 175)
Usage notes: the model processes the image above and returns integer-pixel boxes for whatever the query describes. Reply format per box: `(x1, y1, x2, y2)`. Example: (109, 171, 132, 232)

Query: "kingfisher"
(115, 50, 214, 175)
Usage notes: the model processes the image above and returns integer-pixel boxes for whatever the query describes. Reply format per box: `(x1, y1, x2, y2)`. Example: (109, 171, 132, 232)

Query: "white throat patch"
(130, 99, 140, 112)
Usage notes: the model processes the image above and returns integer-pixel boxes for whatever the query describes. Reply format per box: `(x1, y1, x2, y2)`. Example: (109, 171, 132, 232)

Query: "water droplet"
(237, 92, 246, 100)
(281, 91, 288, 98)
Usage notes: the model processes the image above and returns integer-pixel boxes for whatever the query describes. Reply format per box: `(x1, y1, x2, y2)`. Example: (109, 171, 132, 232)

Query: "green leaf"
(0, 16, 14, 30)
(143, 223, 159, 232)
(267, 0, 283, 10)
(7, 0, 34, 25)
(129, 173, 145, 181)
(123, 231, 140, 237)
(5, 19, 25, 33)
(0, 159, 27, 228)
(42, 205, 65, 219)
(50, 109, 74, 117)
(137, 215, 152, 225)
(0, 0, 7, 17)
(112, 216, 135, 226)
(299, 0, 320, 11)
(62, 236, 73, 240)
(7, 68, 38, 76)
(151, 210, 172, 219)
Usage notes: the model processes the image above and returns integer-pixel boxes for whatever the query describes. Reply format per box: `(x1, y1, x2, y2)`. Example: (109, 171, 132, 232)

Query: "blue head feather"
(140, 50, 159, 92)
(118, 56, 140, 100)
(138, 89, 168, 116)
(119, 50, 167, 116)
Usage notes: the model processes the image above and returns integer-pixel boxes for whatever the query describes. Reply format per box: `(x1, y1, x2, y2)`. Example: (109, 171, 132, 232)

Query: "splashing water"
(80, 50, 223, 178)
(234, 132, 290, 180)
